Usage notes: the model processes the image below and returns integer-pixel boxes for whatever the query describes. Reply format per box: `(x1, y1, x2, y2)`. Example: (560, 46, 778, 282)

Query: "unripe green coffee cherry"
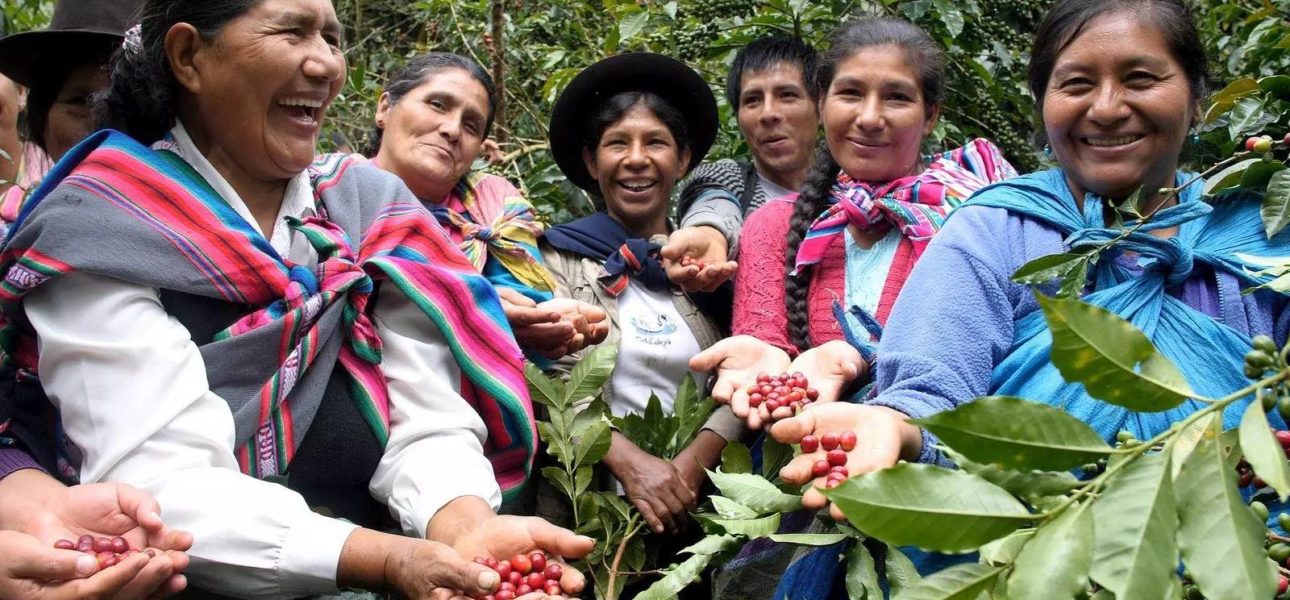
(1264, 388, 1278, 412)
(1269, 543, 1290, 562)
(1279, 396, 1290, 422)
(1252, 500, 1270, 521)
(1247, 350, 1275, 368)
(1184, 584, 1203, 600)
(1279, 511, 1290, 532)
(1250, 363, 1270, 379)
(1254, 136, 1275, 153)
(1115, 430, 1134, 443)
(1254, 335, 1279, 355)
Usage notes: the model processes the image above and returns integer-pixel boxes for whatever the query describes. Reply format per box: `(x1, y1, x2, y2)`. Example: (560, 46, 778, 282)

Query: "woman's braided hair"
(783, 16, 944, 352)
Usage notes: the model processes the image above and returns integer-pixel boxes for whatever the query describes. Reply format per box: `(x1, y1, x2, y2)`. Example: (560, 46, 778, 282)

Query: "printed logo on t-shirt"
(630, 314, 677, 349)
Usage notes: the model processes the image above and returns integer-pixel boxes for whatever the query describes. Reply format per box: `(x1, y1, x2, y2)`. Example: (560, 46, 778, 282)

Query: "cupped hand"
(770, 403, 918, 521)
(538, 298, 609, 354)
(0, 529, 185, 600)
(449, 515, 595, 598)
(604, 436, 696, 535)
(757, 341, 867, 423)
(497, 287, 577, 359)
(689, 335, 791, 430)
(384, 537, 506, 600)
(660, 226, 737, 292)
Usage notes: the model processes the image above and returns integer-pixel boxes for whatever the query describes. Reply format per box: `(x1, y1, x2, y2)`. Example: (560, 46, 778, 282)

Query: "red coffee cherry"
(840, 431, 858, 452)
(821, 432, 840, 452)
(800, 435, 819, 453)
(827, 449, 848, 467)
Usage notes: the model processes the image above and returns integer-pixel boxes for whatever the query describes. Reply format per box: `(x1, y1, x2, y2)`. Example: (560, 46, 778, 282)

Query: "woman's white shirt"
(24, 123, 501, 598)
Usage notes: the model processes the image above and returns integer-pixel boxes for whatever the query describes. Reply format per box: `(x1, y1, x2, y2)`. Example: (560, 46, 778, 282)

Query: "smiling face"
(1042, 11, 1196, 202)
(375, 68, 490, 202)
(175, 0, 345, 186)
(583, 102, 691, 236)
(737, 62, 818, 188)
(821, 46, 937, 185)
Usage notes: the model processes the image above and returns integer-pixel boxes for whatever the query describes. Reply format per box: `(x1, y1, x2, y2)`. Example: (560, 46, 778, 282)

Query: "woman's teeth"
(1084, 135, 1141, 147)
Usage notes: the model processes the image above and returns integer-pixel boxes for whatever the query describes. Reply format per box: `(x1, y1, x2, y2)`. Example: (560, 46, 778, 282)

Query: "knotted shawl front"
(543, 211, 670, 296)
(0, 131, 536, 498)
(974, 169, 1290, 440)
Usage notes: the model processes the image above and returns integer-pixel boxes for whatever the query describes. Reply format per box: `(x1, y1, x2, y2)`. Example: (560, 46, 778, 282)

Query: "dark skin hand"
(601, 432, 696, 535)
(660, 226, 738, 293)
(497, 288, 609, 360)
(670, 430, 728, 499)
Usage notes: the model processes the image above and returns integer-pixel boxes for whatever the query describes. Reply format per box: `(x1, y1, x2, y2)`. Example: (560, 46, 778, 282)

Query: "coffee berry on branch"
(470, 552, 565, 600)
(53, 535, 154, 568)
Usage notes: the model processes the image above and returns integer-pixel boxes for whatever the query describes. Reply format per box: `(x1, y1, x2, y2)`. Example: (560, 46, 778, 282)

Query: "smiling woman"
(0, 0, 594, 598)
(537, 53, 747, 539)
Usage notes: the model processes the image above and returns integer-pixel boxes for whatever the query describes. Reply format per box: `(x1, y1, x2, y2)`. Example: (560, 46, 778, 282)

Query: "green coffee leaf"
(947, 448, 1082, 500)
(706, 469, 803, 513)
(1205, 158, 1261, 197)
(700, 513, 781, 537)
(564, 344, 617, 404)
(845, 541, 880, 600)
(1229, 97, 1274, 138)
(617, 10, 649, 42)
(916, 395, 1112, 471)
(1176, 423, 1277, 600)
(720, 442, 754, 475)
(542, 466, 574, 500)
(826, 463, 1034, 552)
(1263, 169, 1290, 239)
(885, 545, 923, 596)
(525, 363, 566, 408)
(1007, 503, 1093, 599)
(1089, 453, 1179, 600)
(761, 436, 793, 481)
(979, 528, 1034, 566)
(893, 562, 1005, 600)
(570, 398, 609, 437)
(679, 533, 741, 556)
(634, 553, 713, 600)
(768, 532, 852, 546)
(573, 465, 593, 497)
(1011, 252, 1092, 286)
(710, 495, 759, 520)
(1038, 293, 1192, 411)
(1239, 401, 1290, 501)
(1170, 412, 1219, 479)
(574, 419, 611, 468)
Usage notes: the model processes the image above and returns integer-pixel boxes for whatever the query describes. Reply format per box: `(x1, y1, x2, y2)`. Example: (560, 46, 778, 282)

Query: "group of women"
(0, 0, 1284, 598)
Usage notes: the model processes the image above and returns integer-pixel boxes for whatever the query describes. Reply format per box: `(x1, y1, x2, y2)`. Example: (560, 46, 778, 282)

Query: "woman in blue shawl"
(766, 0, 1290, 534)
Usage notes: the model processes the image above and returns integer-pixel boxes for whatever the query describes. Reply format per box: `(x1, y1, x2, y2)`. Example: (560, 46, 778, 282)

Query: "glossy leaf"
(710, 495, 759, 520)
(979, 528, 1034, 565)
(617, 10, 649, 42)
(845, 541, 880, 600)
(893, 562, 1005, 600)
(768, 532, 852, 546)
(1007, 503, 1093, 599)
(1229, 97, 1274, 138)
(1038, 293, 1192, 411)
(564, 344, 617, 404)
(1089, 454, 1178, 600)
(915, 395, 1112, 470)
(706, 469, 803, 513)
(761, 436, 793, 481)
(574, 419, 612, 468)
(524, 363, 565, 408)
(947, 449, 1083, 500)
(720, 442, 754, 474)
(1264, 170, 1290, 239)
(1170, 412, 1220, 479)
(679, 533, 741, 556)
(1204, 158, 1260, 196)
(1011, 252, 1093, 285)
(826, 463, 1034, 552)
(635, 553, 713, 600)
(1239, 401, 1290, 501)
(1176, 423, 1277, 600)
(701, 513, 781, 537)
(885, 545, 923, 596)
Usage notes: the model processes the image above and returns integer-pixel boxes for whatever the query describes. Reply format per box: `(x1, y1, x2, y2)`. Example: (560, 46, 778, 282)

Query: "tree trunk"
(490, 0, 507, 143)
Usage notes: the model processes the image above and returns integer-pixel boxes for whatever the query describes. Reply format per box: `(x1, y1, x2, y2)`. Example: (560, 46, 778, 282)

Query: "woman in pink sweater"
(695, 17, 1016, 431)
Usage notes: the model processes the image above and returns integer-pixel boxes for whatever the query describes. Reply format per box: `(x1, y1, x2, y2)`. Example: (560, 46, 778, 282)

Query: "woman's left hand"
(450, 515, 595, 598)
(24, 481, 193, 559)
(0, 530, 183, 600)
(758, 341, 867, 422)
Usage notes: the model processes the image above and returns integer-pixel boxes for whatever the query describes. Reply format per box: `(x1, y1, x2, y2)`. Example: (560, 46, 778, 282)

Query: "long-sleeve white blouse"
(23, 124, 501, 598)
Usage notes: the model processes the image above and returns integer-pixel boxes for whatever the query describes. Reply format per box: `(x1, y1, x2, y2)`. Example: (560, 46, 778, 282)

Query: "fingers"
(507, 305, 563, 328)
(67, 552, 152, 600)
(558, 561, 587, 595)
(113, 553, 178, 600)
(4, 534, 101, 581)
(115, 484, 165, 533)
(423, 543, 501, 597)
(524, 518, 596, 560)
(629, 497, 665, 535)
(688, 342, 732, 373)
(497, 287, 538, 308)
(769, 409, 818, 445)
(658, 236, 688, 262)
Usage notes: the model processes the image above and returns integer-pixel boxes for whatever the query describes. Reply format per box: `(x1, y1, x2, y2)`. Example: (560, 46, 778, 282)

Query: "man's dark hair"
(725, 36, 818, 110)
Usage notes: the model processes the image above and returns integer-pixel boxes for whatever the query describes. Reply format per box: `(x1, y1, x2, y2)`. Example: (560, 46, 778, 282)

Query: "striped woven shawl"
(0, 130, 535, 498)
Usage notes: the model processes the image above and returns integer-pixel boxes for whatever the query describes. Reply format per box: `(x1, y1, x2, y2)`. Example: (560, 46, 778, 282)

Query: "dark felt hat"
(0, 0, 140, 87)
(548, 52, 718, 193)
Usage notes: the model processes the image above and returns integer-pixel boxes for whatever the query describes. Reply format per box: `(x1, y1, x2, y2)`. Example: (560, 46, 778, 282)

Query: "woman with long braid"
(694, 17, 1016, 432)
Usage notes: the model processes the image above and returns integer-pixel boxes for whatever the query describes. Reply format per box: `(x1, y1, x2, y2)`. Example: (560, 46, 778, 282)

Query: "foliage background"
(5, 0, 1287, 221)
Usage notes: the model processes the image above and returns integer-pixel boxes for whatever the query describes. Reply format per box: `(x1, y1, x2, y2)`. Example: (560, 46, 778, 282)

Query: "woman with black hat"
(540, 53, 744, 536)
(0, 0, 141, 226)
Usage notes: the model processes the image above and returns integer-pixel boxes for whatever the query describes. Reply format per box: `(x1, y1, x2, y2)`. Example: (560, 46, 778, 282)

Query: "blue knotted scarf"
(971, 168, 1290, 440)
(542, 211, 669, 295)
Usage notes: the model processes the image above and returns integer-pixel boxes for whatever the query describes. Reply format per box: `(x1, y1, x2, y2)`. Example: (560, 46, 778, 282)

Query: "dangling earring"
(1043, 144, 1053, 158)
(1190, 131, 1200, 145)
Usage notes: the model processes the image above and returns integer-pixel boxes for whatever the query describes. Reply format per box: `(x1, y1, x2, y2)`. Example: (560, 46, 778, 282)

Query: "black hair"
(1028, 0, 1208, 145)
(24, 40, 118, 154)
(368, 52, 497, 156)
(784, 17, 945, 352)
(725, 35, 819, 109)
(579, 90, 691, 203)
(95, 0, 261, 144)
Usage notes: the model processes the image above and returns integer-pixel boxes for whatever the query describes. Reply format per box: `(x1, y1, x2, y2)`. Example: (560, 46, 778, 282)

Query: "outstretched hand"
(770, 403, 921, 520)
(690, 335, 791, 430)
(660, 226, 737, 292)
(0, 530, 184, 600)
(757, 341, 867, 423)
(449, 515, 595, 599)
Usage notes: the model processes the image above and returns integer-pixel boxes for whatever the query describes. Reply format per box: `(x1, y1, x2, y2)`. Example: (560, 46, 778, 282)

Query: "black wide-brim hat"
(549, 52, 718, 193)
(0, 0, 140, 87)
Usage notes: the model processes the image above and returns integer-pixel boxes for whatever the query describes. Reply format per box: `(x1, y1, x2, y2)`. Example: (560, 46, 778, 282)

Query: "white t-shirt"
(609, 280, 703, 417)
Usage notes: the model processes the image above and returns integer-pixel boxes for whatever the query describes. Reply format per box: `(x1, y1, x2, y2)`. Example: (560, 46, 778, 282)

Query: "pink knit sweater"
(733, 196, 916, 356)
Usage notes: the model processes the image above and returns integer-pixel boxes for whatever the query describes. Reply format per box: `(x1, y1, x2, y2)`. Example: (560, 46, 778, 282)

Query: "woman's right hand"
(603, 434, 696, 535)
(0, 529, 184, 600)
(769, 403, 922, 521)
(690, 335, 792, 430)
(496, 287, 577, 359)
(384, 537, 504, 600)
(660, 226, 738, 292)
